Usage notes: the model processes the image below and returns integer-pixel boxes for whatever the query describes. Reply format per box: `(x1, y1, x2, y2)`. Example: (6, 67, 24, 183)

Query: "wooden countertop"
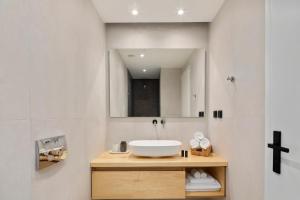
(91, 151, 228, 168)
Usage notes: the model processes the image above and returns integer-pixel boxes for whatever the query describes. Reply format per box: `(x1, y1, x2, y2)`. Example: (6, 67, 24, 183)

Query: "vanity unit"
(90, 152, 228, 199)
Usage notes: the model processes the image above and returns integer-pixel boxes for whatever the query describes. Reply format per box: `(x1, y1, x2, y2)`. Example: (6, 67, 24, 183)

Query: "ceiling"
(117, 48, 195, 79)
(92, 0, 225, 23)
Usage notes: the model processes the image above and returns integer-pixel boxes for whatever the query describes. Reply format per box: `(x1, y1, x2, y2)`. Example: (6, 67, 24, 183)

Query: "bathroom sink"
(129, 140, 182, 157)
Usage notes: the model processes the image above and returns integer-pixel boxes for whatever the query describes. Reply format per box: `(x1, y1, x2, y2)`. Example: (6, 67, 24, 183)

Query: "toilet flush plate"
(36, 135, 67, 170)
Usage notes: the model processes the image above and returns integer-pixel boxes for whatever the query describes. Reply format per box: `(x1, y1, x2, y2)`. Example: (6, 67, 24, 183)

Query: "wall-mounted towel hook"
(227, 76, 235, 82)
(161, 118, 166, 128)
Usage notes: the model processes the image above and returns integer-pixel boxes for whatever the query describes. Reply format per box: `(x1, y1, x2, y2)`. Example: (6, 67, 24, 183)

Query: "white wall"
(106, 23, 208, 148)
(106, 23, 208, 49)
(208, 0, 265, 200)
(0, 0, 107, 200)
(0, 1, 31, 199)
(109, 50, 128, 117)
(181, 67, 191, 117)
(183, 49, 206, 117)
(160, 68, 182, 117)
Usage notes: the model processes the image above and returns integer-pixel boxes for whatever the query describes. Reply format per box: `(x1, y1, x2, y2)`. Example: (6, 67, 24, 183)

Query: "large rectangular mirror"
(109, 48, 206, 118)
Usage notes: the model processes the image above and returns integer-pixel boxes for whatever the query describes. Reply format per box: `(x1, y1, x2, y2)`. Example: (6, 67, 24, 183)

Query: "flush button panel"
(36, 135, 67, 170)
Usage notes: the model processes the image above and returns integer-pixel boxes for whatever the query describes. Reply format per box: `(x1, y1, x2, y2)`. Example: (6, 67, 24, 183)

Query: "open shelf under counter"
(185, 166, 226, 198)
(91, 151, 228, 199)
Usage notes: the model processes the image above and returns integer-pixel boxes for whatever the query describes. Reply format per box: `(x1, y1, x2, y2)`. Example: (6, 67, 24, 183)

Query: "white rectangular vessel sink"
(129, 140, 182, 157)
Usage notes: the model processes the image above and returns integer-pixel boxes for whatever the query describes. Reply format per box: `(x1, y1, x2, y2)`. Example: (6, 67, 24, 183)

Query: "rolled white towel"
(200, 172, 208, 178)
(190, 139, 200, 149)
(199, 138, 210, 149)
(197, 169, 208, 178)
(193, 131, 204, 142)
(191, 169, 201, 179)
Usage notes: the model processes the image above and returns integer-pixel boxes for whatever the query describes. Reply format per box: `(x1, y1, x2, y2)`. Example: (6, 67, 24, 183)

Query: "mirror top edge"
(108, 47, 206, 50)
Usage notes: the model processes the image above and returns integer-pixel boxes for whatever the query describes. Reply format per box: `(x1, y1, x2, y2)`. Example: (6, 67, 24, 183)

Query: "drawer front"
(92, 170, 185, 199)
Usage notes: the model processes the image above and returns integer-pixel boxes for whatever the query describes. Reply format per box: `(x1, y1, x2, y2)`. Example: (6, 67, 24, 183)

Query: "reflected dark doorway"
(129, 79, 160, 117)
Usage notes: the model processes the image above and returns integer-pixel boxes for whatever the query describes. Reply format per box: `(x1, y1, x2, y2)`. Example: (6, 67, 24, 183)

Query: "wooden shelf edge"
(185, 189, 225, 198)
(90, 163, 228, 168)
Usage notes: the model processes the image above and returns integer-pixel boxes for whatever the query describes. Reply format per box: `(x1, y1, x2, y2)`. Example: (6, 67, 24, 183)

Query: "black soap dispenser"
(120, 141, 127, 152)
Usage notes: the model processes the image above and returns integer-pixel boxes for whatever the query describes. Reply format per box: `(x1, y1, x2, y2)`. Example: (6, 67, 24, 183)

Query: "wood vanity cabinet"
(91, 152, 227, 199)
(92, 170, 186, 199)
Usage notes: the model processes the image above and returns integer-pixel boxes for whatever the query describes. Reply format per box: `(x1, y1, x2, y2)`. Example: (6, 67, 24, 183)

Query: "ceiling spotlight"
(143, 69, 147, 72)
(177, 8, 184, 16)
(140, 54, 145, 58)
(131, 9, 139, 16)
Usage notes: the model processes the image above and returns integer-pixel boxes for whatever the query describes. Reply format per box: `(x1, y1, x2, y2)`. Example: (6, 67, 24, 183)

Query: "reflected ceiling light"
(140, 53, 145, 58)
(131, 9, 139, 16)
(143, 69, 147, 72)
(177, 8, 184, 16)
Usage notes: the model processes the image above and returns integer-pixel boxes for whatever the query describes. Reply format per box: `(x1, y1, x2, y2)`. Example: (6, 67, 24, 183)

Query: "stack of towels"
(190, 132, 210, 149)
(186, 169, 221, 192)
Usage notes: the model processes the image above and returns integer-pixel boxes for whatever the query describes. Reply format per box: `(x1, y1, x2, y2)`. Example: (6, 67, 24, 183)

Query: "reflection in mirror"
(109, 48, 205, 118)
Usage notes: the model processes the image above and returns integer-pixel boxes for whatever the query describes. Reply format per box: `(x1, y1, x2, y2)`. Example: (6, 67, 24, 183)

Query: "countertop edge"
(90, 152, 228, 168)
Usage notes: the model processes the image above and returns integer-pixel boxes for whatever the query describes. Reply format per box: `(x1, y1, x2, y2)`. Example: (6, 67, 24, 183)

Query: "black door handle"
(267, 131, 290, 174)
(267, 144, 289, 153)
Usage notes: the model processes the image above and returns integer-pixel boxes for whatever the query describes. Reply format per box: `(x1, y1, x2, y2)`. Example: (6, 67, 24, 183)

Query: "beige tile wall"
(208, 0, 265, 200)
(0, 0, 107, 200)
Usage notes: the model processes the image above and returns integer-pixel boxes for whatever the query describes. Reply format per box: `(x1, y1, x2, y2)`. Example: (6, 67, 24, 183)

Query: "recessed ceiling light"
(140, 54, 145, 58)
(143, 69, 147, 72)
(177, 8, 184, 16)
(131, 9, 139, 16)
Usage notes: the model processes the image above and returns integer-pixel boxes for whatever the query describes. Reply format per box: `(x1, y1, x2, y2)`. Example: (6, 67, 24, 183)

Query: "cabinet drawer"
(92, 170, 185, 199)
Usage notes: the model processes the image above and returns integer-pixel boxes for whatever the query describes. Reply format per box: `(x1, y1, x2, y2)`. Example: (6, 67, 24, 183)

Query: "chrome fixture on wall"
(161, 118, 166, 128)
(36, 135, 67, 170)
(227, 76, 235, 82)
(152, 119, 158, 126)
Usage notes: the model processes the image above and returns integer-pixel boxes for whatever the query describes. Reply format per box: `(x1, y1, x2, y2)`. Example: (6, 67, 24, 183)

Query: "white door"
(266, 0, 300, 199)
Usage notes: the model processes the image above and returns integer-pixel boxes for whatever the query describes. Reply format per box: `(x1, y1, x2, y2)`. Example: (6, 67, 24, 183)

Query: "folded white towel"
(186, 182, 221, 190)
(187, 175, 214, 184)
(199, 138, 210, 149)
(186, 177, 221, 192)
(185, 181, 221, 192)
(190, 139, 200, 149)
(193, 132, 204, 141)
(190, 169, 201, 179)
